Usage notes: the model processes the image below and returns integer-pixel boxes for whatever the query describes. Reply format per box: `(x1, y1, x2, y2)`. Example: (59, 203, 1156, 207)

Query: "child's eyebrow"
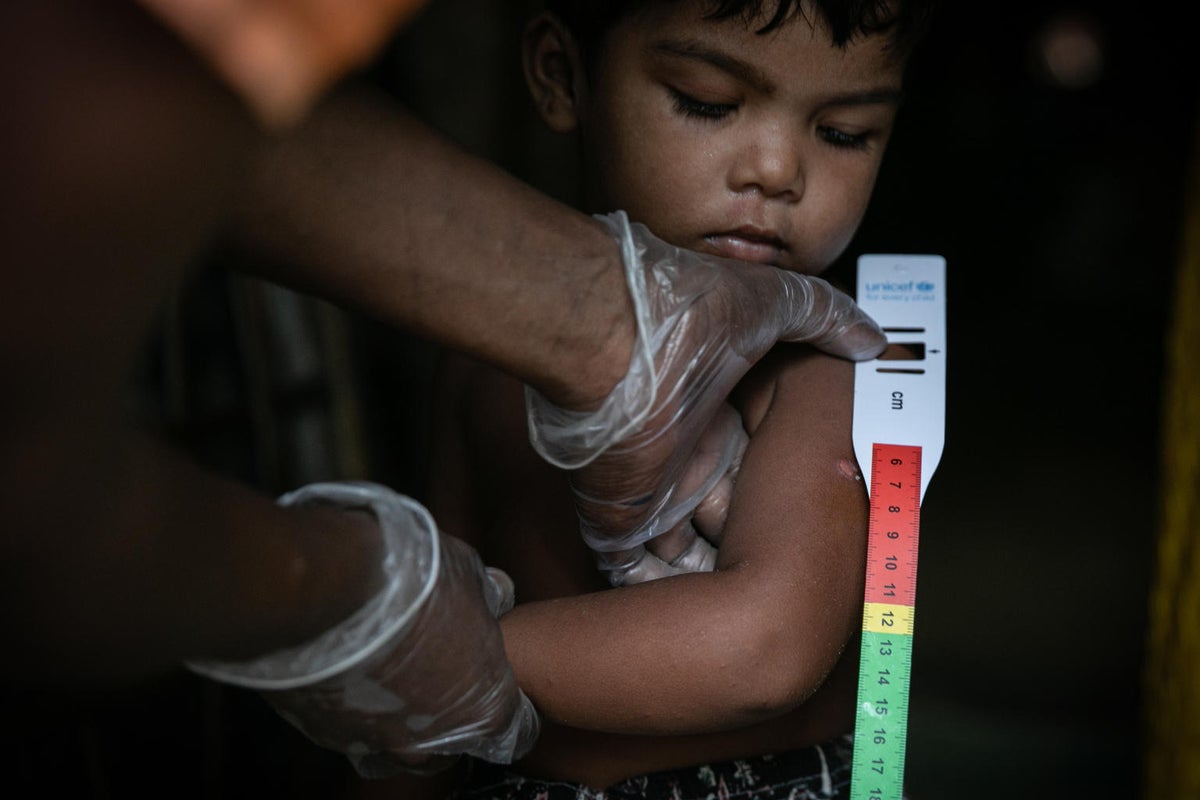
(813, 88, 906, 111)
(649, 38, 905, 109)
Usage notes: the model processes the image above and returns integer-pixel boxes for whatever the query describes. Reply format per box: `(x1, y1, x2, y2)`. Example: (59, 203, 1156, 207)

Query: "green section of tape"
(850, 631, 914, 800)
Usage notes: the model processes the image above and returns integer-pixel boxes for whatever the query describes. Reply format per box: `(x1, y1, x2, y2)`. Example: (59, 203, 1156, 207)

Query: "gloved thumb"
(482, 567, 516, 617)
(777, 271, 886, 361)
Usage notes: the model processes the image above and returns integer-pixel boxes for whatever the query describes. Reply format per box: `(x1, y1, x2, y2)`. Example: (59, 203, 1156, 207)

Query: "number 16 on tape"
(849, 255, 946, 800)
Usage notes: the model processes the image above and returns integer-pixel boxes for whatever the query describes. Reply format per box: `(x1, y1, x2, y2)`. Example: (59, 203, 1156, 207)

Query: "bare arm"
(0, 0, 384, 683)
(519, 649, 859, 788)
(430, 346, 867, 736)
(0, 0, 630, 685)
(228, 89, 634, 410)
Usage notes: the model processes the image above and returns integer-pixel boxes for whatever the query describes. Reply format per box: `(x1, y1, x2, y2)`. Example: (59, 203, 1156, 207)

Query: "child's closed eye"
(817, 125, 871, 151)
(668, 87, 737, 121)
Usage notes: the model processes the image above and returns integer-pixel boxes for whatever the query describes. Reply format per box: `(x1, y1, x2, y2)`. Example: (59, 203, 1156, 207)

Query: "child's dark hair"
(546, 0, 933, 64)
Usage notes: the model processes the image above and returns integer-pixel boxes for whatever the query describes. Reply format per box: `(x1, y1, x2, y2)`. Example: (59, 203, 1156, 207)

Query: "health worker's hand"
(526, 211, 886, 585)
(188, 482, 538, 777)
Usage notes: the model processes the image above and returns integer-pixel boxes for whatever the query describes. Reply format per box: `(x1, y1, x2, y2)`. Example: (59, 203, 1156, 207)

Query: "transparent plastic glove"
(601, 402, 748, 585)
(187, 481, 538, 777)
(526, 211, 886, 585)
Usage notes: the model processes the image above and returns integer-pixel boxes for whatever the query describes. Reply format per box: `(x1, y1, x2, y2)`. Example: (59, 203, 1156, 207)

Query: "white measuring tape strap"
(849, 254, 947, 800)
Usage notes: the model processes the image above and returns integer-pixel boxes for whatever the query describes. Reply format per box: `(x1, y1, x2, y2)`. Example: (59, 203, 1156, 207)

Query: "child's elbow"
(731, 618, 846, 719)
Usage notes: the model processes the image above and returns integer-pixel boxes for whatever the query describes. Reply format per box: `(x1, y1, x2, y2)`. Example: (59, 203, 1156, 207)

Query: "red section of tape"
(863, 444, 923, 608)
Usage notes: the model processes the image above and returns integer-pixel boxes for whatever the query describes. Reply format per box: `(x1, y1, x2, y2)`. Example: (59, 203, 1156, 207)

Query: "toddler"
(428, 1, 932, 796)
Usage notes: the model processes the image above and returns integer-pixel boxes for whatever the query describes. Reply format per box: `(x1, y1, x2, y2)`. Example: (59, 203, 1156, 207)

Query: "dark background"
(10, 2, 1197, 798)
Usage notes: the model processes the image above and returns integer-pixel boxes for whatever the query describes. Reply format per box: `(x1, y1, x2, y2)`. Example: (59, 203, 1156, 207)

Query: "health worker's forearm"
(0, 416, 383, 683)
(229, 89, 635, 410)
(0, 0, 385, 685)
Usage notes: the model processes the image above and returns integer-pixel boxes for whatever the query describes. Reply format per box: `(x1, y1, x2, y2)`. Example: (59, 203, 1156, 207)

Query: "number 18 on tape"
(849, 255, 946, 800)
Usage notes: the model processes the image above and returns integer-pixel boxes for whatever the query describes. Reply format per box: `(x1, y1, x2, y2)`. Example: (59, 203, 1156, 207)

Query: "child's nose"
(728, 125, 805, 202)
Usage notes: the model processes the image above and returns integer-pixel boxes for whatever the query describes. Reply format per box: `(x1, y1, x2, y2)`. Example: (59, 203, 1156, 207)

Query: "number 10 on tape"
(850, 255, 946, 800)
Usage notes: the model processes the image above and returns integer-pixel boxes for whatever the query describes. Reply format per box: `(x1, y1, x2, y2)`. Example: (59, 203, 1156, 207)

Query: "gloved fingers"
(691, 418, 747, 544)
(345, 687, 538, 776)
(389, 684, 539, 765)
(643, 518, 717, 573)
(774, 271, 886, 360)
(662, 530, 717, 574)
(593, 543, 680, 586)
(600, 525, 717, 586)
(573, 403, 744, 555)
(482, 567, 516, 617)
(435, 536, 515, 617)
(366, 532, 538, 765)
(476, 688, 539, 764)
(605, 547, 677, 587)
(691, 474, 733, 546)
(643, 517, 699, 565)
(249, 491, 539, 770)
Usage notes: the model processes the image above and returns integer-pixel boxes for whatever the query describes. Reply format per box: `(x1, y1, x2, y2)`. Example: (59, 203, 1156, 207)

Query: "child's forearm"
(501, 562, 858, 734)
(515, 647, 859, 788)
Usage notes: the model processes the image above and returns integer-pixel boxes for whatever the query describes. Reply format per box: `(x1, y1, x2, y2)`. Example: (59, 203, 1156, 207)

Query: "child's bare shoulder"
(733, 344, 855, 437)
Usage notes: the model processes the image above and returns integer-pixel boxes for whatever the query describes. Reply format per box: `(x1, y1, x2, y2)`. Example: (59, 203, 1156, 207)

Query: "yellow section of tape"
(863, 602, 914, 636)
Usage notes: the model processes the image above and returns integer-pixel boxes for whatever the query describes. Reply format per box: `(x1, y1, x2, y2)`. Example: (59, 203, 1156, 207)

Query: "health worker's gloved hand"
(188, 482, 538, 778)
(525, 211, 886, 586)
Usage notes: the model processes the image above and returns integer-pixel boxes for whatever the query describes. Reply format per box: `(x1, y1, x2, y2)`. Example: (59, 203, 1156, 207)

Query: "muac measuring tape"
(849, 255, 946, 800)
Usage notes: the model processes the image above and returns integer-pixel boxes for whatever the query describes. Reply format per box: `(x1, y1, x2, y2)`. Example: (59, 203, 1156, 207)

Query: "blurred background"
(10, 1, 1197, 798)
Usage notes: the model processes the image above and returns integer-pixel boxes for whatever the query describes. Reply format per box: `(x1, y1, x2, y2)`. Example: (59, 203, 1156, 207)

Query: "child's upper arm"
(716, 344, 867, 689)
(500, 344, 868, 734)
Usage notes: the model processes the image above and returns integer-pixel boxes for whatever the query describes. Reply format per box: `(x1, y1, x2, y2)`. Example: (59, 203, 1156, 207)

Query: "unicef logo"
(864, 280, 937, 293)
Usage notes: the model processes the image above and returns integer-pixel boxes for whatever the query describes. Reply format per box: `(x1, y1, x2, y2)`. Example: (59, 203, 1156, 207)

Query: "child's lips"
(702, 230, 788, 265)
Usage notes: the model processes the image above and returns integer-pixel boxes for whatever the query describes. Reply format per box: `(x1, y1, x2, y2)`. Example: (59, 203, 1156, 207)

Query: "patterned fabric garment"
(451, 735, 866, 800)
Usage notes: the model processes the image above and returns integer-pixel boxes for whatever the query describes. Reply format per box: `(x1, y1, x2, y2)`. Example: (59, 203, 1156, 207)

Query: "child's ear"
(522, 12, 586, 133)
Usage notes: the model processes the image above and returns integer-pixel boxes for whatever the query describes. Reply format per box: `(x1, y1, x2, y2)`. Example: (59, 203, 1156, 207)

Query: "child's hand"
(188, 481, 539, 775)
(526, 211, 885, 584)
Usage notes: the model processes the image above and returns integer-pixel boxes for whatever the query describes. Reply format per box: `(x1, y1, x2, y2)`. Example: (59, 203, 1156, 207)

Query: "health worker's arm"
(227, 88, 636, 412)
(2, 2, 538, 767)
(0, 0, 384, 683)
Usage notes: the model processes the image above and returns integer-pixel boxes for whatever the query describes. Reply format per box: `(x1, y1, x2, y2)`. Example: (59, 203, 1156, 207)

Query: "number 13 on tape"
(850, 255, 946, 800)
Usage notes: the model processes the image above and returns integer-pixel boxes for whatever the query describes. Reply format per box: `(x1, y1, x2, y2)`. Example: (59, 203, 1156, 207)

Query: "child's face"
(547, 3, 906, 275)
